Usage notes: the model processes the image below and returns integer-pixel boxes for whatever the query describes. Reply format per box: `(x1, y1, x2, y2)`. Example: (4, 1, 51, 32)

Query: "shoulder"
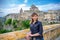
(38, 21, 43, 27)
(38, 21, 42, 24)
(37, 21, 42, 26)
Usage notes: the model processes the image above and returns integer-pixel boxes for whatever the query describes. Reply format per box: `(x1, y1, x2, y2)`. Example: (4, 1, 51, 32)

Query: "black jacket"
(30, 21, 43, 38)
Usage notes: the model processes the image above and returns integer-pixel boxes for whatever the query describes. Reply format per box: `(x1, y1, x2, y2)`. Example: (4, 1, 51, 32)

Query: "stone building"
(47, 10, 60, 22)
(19, 4, 44, 21)
(5, 13, 19, 20)
(44, 13, 57, 23)
(30, 4, 39, 12)
(5, 5, 60, 23)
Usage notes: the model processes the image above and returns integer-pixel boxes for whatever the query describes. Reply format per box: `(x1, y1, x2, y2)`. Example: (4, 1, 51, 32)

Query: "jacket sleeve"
(38, 22, 43, 35)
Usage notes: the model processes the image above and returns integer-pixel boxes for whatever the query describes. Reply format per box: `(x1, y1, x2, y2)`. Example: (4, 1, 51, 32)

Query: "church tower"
(20, 8, 23, 15)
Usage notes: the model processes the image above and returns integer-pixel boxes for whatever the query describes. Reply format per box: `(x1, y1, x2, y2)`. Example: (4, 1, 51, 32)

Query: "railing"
(43, 24, 60, 40)
(0, 24, 60, 40)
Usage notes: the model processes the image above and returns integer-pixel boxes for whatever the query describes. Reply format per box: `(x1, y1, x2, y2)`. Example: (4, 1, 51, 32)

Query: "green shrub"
(21, 20, 30, 28)
(0, 29, 12, 34)
(14, 27, 23, 31)
(49, 22, 57, 24)
(5, 18, 12, 25)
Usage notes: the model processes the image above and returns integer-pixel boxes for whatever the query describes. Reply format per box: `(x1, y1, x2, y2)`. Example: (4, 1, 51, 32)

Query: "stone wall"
(43, 24, 60, 40)
(0, 24, 60, 40)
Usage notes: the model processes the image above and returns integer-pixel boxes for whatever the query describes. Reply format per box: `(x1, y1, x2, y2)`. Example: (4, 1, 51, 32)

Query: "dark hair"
(31, 12, 38, 24)
(31, 12, 38, 17)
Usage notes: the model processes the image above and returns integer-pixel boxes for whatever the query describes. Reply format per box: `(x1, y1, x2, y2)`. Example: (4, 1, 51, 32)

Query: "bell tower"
(20, 8, 23, 15)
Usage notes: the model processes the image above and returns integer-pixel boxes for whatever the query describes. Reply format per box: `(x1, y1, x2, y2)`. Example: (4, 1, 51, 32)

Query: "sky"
(0, 0, 60, 17)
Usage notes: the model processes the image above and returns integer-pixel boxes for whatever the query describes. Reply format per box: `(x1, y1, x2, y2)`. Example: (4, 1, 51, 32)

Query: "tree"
(12, 20, 18, 28)
(21, 20, 30, 28)
(0, 20, 3, 30)
(5, 18, 12, 25)
(4, 18, 13, 31)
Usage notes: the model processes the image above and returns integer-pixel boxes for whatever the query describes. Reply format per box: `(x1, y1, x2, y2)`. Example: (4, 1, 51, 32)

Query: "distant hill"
(0, 17, 6, 24)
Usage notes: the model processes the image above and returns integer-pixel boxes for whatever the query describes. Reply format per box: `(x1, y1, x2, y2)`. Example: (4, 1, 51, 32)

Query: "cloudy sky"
(0, 0, 60, 17)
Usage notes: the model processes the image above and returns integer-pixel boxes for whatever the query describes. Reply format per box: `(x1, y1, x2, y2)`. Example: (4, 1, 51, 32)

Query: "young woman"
(26, 13, 44, 40)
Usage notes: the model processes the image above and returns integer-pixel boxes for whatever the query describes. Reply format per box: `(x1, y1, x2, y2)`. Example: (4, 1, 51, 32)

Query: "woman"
(26, 12, 44, 40)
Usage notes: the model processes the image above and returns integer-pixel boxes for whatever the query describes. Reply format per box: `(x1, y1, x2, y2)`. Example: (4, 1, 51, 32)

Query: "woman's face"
(31, 15, 38, 21)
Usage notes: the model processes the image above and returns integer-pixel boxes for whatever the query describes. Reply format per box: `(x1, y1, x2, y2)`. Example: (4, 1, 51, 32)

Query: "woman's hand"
(26, 32, 31, 40)
(29, 33, 34, 37)
(27, 32, 34, 37)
